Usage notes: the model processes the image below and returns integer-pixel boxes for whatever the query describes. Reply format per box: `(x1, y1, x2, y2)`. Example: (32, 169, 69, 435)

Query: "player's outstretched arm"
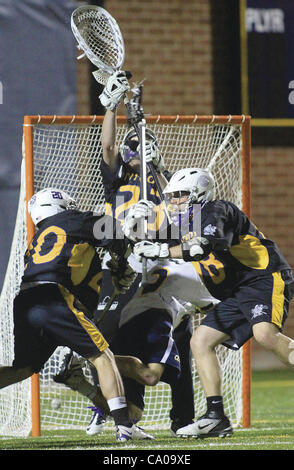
(101, 109, 119, 170)
(133, 237, 211, 263)
(100, 71, 131, 170)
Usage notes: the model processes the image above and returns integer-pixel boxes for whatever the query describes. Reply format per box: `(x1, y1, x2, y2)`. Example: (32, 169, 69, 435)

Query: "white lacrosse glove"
(99, 71, 130, 111)
(145, 140, 165, 173)
(133, 240, 169, 262)
(122, 199, 155, 241)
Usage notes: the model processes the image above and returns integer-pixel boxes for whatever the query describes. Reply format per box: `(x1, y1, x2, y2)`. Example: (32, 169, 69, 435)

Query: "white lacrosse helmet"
(28, 188, 77, 225)
(163, 168, 215, 205)
(120, 127, 160, 163)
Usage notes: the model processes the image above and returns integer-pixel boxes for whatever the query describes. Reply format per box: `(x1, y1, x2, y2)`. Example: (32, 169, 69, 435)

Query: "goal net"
(0, 114, 251, 437)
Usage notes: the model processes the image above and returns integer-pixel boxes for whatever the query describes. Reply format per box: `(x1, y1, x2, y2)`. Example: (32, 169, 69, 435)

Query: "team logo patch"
(251, 304, 269, 318)
(203, 224, 217, 236)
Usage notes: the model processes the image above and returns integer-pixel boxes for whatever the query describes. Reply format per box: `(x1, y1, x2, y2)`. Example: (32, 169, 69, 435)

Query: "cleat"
(176, 411, 233, 439)
(116, 425, 132, 442)
(86, 406, 106, 435)
(170, 419, 194, 437)
(116, 424, 154, 442)
(131, 424, 154, 440)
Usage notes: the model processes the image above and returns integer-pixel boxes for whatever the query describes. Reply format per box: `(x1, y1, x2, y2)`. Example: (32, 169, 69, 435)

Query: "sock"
(206, 396, 224, 415)
(107, 397, 132, 427)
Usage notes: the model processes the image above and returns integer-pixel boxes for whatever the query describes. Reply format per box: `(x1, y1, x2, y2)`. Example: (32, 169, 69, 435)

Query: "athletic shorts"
(201, 270, 294, 350)
(13, 284, 108, 372)
(111, 308, 181, 409)
(112, 308, 181, 410)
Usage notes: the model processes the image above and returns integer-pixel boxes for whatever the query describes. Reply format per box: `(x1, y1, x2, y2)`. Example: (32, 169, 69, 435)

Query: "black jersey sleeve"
(200, 200, 239, 250)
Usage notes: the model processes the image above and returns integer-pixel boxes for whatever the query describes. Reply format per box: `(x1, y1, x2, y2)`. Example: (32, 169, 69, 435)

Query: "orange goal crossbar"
(23, 114, 252, 436)
(24, 114, 250, 126)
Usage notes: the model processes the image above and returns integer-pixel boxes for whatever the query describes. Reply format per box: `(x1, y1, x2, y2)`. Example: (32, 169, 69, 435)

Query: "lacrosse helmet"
(120, 127, 161, 163)
(28, 188, 77, 225)
(163, 168, 215, 204)
(163, 168, 215, 224)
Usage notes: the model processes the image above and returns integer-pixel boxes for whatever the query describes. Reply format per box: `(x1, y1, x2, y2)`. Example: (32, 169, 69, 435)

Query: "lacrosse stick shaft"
(138, 120, 148, 282)
(96, 290, 118, 327)
(124, 99, 171, 224)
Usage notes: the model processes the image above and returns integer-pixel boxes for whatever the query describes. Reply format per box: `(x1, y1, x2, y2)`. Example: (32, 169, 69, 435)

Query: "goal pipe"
(23, 114, 252, 435)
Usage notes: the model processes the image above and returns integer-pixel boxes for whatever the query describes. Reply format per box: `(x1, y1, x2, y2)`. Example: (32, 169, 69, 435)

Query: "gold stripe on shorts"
(58, 285, 109, 353)
(271, 272, 285, 329)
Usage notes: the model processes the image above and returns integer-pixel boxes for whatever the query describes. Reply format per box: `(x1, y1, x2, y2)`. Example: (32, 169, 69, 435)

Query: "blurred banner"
(245, 0, 294, 118)
(0, 0, 78, 290)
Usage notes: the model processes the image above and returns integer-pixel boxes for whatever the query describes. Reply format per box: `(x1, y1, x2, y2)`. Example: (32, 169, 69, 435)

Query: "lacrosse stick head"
(71, 5, 125, 84)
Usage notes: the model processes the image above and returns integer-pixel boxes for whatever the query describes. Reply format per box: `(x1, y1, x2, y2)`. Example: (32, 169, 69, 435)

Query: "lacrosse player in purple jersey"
(95, 70, 198, 436)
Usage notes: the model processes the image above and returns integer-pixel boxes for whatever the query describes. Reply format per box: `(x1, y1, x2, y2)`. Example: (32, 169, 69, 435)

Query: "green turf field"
(1, 369, 294, 452)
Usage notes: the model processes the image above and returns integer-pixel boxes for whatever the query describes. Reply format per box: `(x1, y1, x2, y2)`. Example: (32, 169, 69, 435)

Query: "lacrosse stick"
(71, 5, 132, 315)
(138, 120, 148, 282)
(71, 5, 128, 86)
(71, 5, 169, 216)
(126, 83, 171, 223)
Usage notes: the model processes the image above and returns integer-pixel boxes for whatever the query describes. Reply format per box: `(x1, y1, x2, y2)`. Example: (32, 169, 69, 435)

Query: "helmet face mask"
(121, 134, 140, 163)
(28, 188, 77, 225)
(120, 128, 160, 163)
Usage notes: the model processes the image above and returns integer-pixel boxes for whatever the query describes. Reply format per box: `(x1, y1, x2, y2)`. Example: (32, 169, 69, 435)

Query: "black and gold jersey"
(100, 156, 169, 237)
(22, 210, 114, 313)
(188, 200, 292, 300)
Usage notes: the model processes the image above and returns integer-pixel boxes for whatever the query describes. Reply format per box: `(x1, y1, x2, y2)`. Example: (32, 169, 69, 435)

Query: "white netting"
(0, 116, 248, 436)
(71, 5, 125, 80)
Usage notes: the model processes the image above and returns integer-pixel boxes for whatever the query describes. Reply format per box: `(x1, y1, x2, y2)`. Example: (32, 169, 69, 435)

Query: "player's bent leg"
(0, 365, 33, 389)
(89, 348, 140, 441)
(89, 348, 125, 400)
(190, 325, 230, 397)
(115, 354, 164, 386)
(177, 325, 233, 439)
(253, 321, 294, 369)
(170, 317, 194, 436)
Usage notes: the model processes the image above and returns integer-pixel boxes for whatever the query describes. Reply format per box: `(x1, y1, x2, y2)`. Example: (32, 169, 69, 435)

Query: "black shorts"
(201, 271, 294, 350)
(13, 284, 108, 372)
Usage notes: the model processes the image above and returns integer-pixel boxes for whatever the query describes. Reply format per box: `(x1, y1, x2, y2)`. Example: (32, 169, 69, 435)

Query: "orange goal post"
(0, 114, 251, 437)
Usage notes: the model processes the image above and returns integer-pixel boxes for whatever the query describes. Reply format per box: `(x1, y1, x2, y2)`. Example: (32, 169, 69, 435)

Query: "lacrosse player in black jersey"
(129, 167, 294, 439)
(0, 187, 154, 442)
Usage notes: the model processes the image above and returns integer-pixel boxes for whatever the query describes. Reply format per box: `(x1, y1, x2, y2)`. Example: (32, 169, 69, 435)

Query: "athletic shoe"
(116, 424, 155, 442)
(170, 419, 194, 437)
(176, 410, 233, 438)
(86, 406, 106, 435)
